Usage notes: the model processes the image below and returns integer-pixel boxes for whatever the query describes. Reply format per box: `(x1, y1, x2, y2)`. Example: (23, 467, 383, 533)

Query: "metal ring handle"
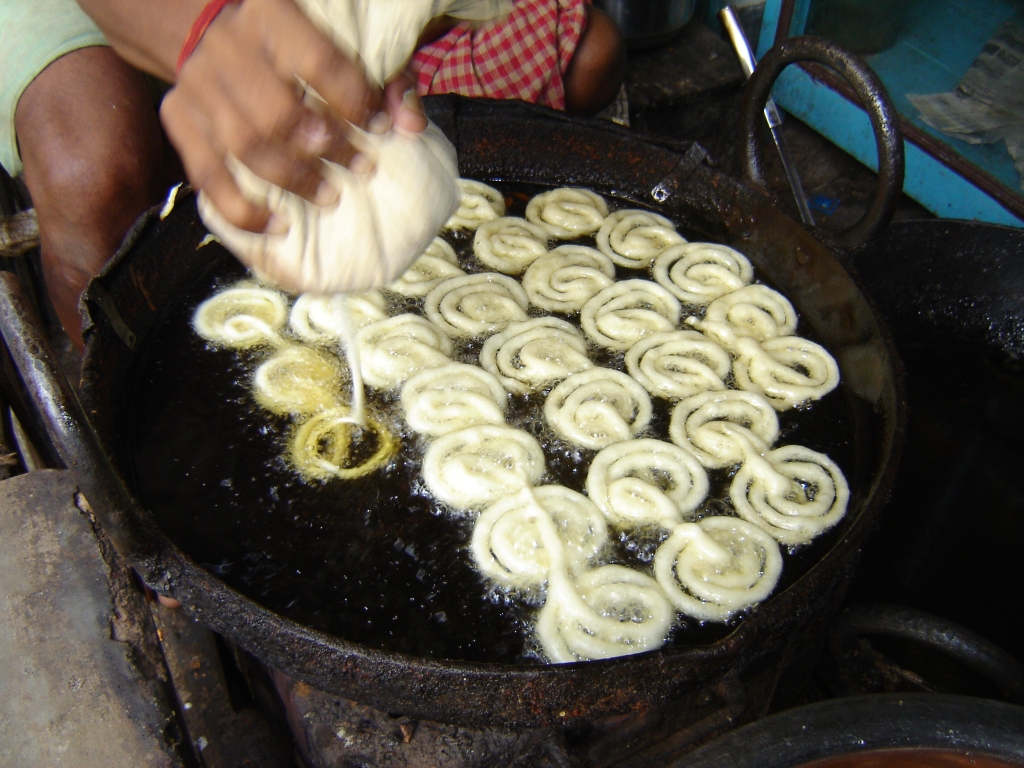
(740, 36, 905, 250)
(829, 603, 1024, 705)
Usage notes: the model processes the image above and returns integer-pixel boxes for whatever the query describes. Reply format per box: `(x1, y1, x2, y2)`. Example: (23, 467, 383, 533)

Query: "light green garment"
(0, 0, 108, 176)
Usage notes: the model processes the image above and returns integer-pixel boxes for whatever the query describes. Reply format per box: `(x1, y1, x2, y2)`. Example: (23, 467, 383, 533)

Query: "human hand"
(162, 0, 423, 233)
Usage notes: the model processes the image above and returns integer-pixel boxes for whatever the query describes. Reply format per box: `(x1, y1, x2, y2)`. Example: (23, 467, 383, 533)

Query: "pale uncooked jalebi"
(388, 237, 465, 298)
(595, 209, 685, 269)
(473, 216, 550, 275)
(653, 516, 783, 621)
(289, 290, 387, 344)
(470, 485, 608, 590)
(423, 236, 459, 264)
(536, 561, 674, 663)
(698, 284, 797, 344)
(586, 438, 709, 530)
(652, 243, 753, 305)
(522, 245, 616, 314)
(580, 279, 681, 351)
(668, 390, 779, 469)
(469, 487, 673, 663)
(252, 344, 343, 415)
(624, 330, 731, 400)
(731, 335, 840, 411)
(424, 273, 529, 338)
(445, 179, 506, 230)
(525, 188, 609, 239)
(400, 362, 507, 438)
(356, 313, 453, 390)
(479, 317, 592, 395)
(421, 424, 546, 510)
(730, 445, 850, 546)
(193, 283, 288, 348)
(545, 367, 653, 450)
(289, 408, 397, 481)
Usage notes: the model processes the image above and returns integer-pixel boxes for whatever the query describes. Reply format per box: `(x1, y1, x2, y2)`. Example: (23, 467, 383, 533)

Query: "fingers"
(385, 73, 428, 134)
(161, 89, 271, 232)
(258, 0, 381, 129)
(162, 0, 382, 232)
(195, 41, 348, 194)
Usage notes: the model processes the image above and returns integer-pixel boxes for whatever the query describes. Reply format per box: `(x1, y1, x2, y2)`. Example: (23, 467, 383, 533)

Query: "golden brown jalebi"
(289, 408, 398, 481)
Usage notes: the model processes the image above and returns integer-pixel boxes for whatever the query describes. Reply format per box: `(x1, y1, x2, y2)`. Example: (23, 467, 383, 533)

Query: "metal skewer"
(720, 6, 816, 226)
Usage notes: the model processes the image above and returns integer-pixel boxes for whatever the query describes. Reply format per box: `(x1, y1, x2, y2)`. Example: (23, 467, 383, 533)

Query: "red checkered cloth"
(411, 0, 588, 111)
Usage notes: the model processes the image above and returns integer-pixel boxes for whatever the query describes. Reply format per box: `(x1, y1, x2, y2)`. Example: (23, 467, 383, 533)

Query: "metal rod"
(0, 270, 159, 565)
(721, 5, 816, 226)
(773, 0, 798, 49)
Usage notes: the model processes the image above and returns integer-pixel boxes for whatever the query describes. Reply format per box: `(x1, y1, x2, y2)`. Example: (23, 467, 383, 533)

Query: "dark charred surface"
(843, 220, 1024, 663)
(72, 97, 903, 731)
(271, 669, 581, 768)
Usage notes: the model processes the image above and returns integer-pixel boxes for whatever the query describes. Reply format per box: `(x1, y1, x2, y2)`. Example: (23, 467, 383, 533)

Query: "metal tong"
(720, 6, 815, 226)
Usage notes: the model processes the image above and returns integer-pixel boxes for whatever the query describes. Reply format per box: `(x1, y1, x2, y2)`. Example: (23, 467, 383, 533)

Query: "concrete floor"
(0, 471, 182, 767)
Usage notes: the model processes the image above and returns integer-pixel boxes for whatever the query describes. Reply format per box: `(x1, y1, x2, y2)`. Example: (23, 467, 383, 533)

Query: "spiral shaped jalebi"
(668, 390, 779, 469)
(289, 291, 387, 344)
(536, 563, 674, 662)
(731, 335, 840, 410)
(525, 188, 609, 239)
(596, 209, 686, 269)
(624, 330, 731, 400)
(580, 279, 681, 351)
(479, 317, 592, 395)
(473, 216, 550, 275)
(356, 313, 453, 390)
(470, 485, 608, 590)
(421, 425, 546, 510)
(522, 245, 616, 314)
(424, 273, 529, 339)
(423, 236, 459, 264)
(652, 243, 753, 305)
(445, 179, 506, 230)
(289, 408, 397, 481)
(545, 367, 653, 450)
(730, 445, 850, 546)
(400, 362, 507, 437)
(699, 284, 797, 344)
(586, 438, 709, 529)
(193, 283, 287, 347)
(653, 516, 783, 621)
(252, 344, 343, 415)
(191, 174, 850, 665)
(388, 237, 465, 298)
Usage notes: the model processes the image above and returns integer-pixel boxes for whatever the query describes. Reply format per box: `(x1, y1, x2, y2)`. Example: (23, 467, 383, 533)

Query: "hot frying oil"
(127, 184, 857, 663)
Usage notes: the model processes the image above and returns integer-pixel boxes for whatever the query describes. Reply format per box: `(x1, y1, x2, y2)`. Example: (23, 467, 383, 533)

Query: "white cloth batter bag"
(197, 0, 509, 295)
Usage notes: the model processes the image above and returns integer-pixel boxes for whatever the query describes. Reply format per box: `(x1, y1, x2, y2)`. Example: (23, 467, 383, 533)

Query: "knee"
(564, 7, 627, 115)
(16, 48, 166, 255)
(24, 116, 163, 246)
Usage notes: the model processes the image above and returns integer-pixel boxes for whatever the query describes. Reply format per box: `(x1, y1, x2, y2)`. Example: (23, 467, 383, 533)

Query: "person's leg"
(15, 46, 172, 349)
(564, 6, 627, 116)
(412, 0, 623, 114)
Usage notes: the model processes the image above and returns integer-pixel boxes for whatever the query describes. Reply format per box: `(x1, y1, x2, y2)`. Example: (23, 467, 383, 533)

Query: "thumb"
(385, 73, 428, 133)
